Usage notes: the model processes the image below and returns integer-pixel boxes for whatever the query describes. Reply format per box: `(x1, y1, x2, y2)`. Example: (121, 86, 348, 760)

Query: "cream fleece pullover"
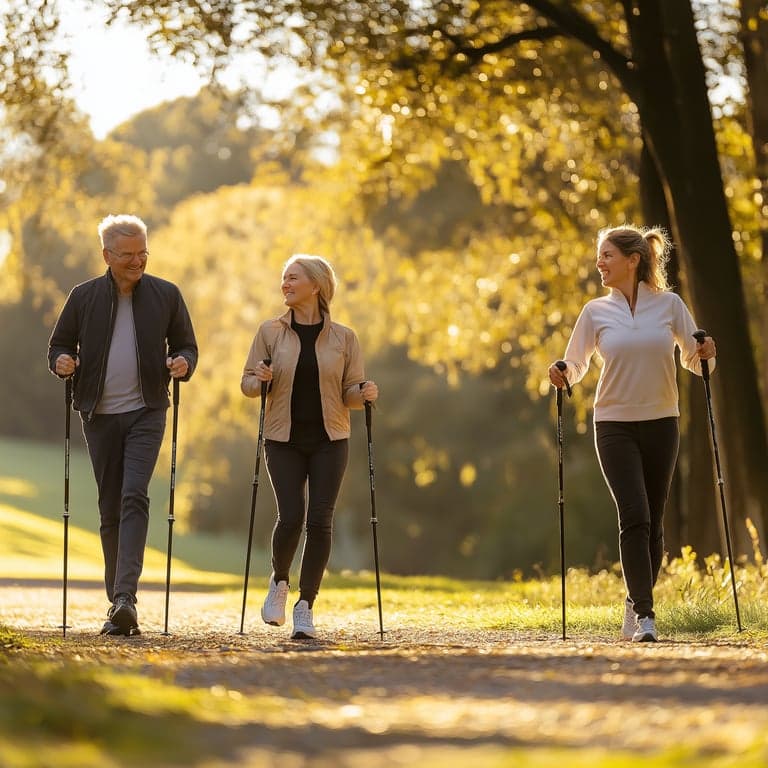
(562, 282, 715, 422)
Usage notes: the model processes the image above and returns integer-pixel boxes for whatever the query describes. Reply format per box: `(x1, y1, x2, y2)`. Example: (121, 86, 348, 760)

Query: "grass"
(0, 435, 246, 587)
(3, 433, 768, 637)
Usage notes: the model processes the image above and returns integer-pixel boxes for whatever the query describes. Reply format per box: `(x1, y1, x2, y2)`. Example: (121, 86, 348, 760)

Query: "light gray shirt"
(96, 293, 145, 414)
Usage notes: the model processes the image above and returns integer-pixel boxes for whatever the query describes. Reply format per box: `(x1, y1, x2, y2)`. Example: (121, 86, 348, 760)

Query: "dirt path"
(3, 583, 768, 765)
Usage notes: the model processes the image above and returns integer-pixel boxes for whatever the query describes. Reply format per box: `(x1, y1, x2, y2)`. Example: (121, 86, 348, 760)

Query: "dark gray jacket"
(48, 269, 198, 420)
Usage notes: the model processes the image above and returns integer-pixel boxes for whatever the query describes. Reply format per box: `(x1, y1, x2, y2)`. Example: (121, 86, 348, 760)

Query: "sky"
(58, 3, 209, 139)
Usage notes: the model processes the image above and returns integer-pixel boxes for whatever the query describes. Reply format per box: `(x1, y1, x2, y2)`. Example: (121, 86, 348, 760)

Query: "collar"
(609, 280, 651, 305)
(278, 308, 330, 327)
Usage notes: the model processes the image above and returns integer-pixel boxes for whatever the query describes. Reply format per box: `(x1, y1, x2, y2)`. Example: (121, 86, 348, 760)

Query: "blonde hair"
(283, 254, 337, 315)
(98, 214, 147, 250)
(597, 224, 671, 292)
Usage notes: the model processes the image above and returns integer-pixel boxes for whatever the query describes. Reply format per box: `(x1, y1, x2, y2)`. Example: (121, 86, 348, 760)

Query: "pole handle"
(692, 330, 710, 381)
(554, 360, 572, 397)
(360, 382, 372, 428)
(260, 358, 271, 398)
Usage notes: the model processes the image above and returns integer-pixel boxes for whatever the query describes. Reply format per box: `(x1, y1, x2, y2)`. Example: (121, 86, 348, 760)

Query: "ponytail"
(598, 225, 671, 292)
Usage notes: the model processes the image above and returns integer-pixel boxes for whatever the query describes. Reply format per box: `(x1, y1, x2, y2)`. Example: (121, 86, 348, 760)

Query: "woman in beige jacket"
(242, 254, 379, 639)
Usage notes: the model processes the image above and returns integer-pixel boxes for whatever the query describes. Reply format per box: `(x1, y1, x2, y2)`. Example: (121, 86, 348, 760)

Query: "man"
(48, 214, 198, 636)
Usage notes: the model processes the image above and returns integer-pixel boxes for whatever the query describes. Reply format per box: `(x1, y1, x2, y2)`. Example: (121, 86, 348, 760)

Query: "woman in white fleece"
(548, 225, 716, 643)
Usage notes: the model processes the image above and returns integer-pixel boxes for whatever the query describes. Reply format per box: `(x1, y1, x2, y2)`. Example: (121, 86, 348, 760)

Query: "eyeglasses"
(106, 248, 149, 261)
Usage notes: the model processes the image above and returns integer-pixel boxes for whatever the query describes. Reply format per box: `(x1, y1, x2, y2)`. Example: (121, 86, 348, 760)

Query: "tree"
(739, 0, 768, 384)
(101, 0, 768, 548)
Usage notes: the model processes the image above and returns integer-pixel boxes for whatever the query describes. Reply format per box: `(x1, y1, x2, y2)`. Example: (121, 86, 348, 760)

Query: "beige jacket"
(241, 310, 367, 441)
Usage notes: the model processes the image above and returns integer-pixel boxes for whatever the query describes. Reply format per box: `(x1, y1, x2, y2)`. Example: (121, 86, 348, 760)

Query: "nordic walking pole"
(61, 376, 73, 638)
(162, 377, 180, 635)
(239, 358, 271, 634)
(692, 330, 743, 631)
(554, 360, 571, 640)
(362, 383, 384, 640)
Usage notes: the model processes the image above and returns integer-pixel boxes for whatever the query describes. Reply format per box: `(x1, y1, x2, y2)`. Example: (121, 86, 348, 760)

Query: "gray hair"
(98, 214, 148, 250)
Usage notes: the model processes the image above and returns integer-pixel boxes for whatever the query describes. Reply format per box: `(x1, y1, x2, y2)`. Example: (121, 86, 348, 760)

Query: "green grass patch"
(0, 435, 245, 587)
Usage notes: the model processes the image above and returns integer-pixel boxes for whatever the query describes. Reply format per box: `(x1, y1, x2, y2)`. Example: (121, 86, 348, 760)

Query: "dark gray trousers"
(595, 417, 679, 619)
(82, 407, 166, 602)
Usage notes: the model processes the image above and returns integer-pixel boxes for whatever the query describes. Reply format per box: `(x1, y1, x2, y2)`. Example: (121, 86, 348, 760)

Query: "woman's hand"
(696, 336, 716, 360)
(361, 380, 379, 402)
(254, 359, 273, 382)
(548, 362, 568, 389)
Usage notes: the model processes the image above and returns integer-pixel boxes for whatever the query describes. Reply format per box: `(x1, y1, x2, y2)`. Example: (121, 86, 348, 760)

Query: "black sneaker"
(100, 619, 142, 637)
(109, 594, 139, 634)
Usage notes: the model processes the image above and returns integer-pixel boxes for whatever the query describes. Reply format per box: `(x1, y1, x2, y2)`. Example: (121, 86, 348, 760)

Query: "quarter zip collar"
(609, 280, 652, 313)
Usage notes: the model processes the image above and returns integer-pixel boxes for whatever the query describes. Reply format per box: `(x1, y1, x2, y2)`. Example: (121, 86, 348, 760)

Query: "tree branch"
(523, 0, 639, 97)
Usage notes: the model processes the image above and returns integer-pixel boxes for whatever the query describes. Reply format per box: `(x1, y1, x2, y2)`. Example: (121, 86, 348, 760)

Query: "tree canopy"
(1, 0, 766, 574)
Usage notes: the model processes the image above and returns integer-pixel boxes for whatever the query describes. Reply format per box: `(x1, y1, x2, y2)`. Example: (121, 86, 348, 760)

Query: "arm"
(341, 329, 367, 409)
(167, 287, 198, 380)
(241, 324, 271, 398)
(553, 304, 597, 386)
(48, 289, 80, 377)
(674, 296, 716, 376)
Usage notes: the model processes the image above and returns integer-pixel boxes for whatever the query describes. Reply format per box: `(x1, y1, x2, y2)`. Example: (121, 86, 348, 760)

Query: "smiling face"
(281, 262, 318, 309)
(596, 237, 638, 292)
(103, 232, 148, 293)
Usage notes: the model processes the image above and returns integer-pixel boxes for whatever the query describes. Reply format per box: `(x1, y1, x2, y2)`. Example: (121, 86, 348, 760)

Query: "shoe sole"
(633, 633, 658, 643)
(100, 621, 141, 637)
(291, 630, 316, 640)
(261, 611, 285, 626)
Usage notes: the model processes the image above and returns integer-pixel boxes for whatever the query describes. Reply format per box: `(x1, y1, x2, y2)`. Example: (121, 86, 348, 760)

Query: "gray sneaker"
(621, 599, 637, 640)
(632, 615, 658, 643)
(291, 600, 316, 639)
(261, 575, 289, 626)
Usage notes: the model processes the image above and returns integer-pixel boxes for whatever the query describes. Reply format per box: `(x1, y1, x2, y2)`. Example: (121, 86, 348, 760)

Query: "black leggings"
(264, 438, 349, 606)
(595, 418, 679, 619)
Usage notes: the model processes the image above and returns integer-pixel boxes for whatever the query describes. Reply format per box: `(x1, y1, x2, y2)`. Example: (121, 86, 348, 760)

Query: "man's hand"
(166, 356, 189, 379)
(55, 354, 78, 377)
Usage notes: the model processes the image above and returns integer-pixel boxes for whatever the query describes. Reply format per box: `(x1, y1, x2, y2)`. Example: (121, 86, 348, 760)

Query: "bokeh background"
(2, 0, 767, 580)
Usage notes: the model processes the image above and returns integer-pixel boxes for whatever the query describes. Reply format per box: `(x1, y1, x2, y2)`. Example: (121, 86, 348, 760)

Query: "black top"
(289, 312, 328, 443)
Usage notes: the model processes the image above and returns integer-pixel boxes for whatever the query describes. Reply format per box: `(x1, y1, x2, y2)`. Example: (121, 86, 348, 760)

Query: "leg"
(82, 413, 124, 602)
(264, 441, 310, 582)
(113, 407, 166, 600)
(298, 439, 349, 606)
(595, 421, 655, 618)
(639, 418, 680, 588)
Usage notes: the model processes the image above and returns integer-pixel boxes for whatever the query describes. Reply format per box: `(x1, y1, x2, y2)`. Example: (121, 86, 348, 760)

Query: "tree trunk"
(627, 0, 768, 552)
(740, 0, 768, 415)
(639, 142, 719, 557)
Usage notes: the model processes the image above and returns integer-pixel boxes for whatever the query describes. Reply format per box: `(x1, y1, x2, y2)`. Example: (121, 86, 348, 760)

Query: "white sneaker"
(621, 599, 637, 640)
(291, 600, 316, 639)
(632, 615, 658, 643)
(261, 575, 289, 626)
